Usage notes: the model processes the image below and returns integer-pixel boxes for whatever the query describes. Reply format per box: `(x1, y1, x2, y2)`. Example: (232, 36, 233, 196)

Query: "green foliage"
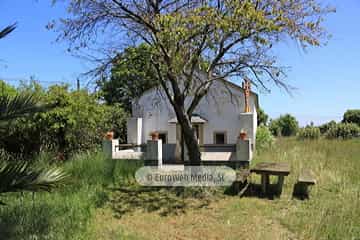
(98, 44, 158, 113)
(342, 109, 360, 126)
(0, 161, 67, 197)
(269, 114, 299, 137)
(0, 80, 17, 97)
(319, 120, 337, 134)
(0, 93, 50, 122)
(0, 82, 128, 156)
(256, 125, 274, 150)
(257, 108, 269, 126)
(37, 85, 127, 155)
(297, 126, 321, 140)
(0, 89, 67, 202)
(325, 123, 360, 139)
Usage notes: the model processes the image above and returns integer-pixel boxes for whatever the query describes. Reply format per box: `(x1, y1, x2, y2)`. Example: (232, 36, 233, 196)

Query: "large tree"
(51, 0, 334, 164)
(98, 43, 158, 113)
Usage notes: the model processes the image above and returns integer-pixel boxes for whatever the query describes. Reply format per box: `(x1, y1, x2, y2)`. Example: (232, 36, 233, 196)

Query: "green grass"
(0, 150, 143, 240)
(0, 139, 359, 239)
(253, 138, 360, 240)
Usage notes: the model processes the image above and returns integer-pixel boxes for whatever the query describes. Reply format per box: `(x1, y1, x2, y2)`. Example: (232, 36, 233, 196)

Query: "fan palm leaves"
(0, 22, 68, 201)
(0, 94, 68, 200)
(0, 161, 68, 194)
(0, 23, 16, 39)
(0, 93, 50, 122)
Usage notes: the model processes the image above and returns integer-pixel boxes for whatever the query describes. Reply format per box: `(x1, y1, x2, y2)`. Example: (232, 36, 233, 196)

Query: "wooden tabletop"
(250, 162, 290, 176)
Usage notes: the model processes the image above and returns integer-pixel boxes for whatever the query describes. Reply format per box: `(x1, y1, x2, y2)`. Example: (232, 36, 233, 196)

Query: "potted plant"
(105, 131, 114, 140)
(150, 131, 159, 140)
(239, 129, 247, 140)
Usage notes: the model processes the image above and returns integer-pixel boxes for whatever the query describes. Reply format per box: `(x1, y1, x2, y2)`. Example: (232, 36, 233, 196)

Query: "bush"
(0, 82, 128, 157)
(256, 125, 274, 150)
(257, 108, 269, 126)
(319, 120, 337, 134)
(343, 109, 360, 126)
(297, 126, 321, 140)
(325, 123, 360, 139)
(269, 114, 299, 137)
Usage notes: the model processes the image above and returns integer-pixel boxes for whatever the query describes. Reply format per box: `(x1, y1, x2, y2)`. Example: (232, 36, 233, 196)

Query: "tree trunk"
(173, 104, 201, 165)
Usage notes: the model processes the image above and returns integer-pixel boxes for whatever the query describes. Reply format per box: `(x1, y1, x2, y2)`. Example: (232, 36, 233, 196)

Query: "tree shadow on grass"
(225, 182, 282, 200)
(108, 185, 215, 218)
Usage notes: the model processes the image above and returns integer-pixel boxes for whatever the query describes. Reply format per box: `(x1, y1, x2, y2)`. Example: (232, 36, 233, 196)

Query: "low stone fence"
(103, 139, 253, 167)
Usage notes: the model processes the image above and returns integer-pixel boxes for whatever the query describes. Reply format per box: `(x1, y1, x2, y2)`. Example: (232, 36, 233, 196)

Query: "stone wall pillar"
(239, 112, 256, 150)
(127, 118, 142, 151)
(102, 139, 119, 158)
(146, 139, 163, 167)
(236, 139, 252, 162)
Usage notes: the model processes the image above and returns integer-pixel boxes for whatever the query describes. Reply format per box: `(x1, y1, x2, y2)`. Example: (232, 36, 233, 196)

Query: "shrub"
(269, 114, 299, 137)
(297, 126, 321, 140)
(256, 125, 274, 150)
(0, 82, 128, 157)
(325, 123, 360, 139)
(342, 109, 360, 126)
(257, 108, 269, 126)
(319, 120, 337, 134)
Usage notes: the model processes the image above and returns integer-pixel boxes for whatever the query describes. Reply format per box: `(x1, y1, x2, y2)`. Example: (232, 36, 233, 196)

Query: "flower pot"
(105, 131, 114, 140)
(150, 132, 159, 141)
(239, 132, 247, 140)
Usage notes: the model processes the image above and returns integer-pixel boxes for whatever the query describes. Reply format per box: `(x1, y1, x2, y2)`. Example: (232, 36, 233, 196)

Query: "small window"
(214, 132, 226, 144)
(158, 132, 167, 144)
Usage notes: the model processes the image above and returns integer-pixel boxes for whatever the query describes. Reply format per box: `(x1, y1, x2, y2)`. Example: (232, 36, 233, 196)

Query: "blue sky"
(0, 0, 359, 126)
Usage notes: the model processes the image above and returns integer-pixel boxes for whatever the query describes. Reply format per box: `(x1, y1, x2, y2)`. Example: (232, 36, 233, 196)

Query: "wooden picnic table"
(250, 162, 290, 195)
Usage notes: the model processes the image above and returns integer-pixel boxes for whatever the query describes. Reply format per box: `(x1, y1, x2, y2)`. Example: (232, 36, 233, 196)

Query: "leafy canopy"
(269, 114, 299, 137)
(52, 0, 335, 97)
(98, 44, 158, 112)
(0, 82, 128, 156)
(343, 109, 360, 126)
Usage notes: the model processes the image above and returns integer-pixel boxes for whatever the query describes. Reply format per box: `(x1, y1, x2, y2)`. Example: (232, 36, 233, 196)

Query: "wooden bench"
(293, 169, 316, 199)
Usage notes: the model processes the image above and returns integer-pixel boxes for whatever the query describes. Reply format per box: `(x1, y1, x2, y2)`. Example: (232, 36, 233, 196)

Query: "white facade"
(129, 80, 258, 147)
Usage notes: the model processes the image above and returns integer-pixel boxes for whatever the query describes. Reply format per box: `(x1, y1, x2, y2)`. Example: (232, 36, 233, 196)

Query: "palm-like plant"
(0, 161, 67, 194)
(0, 23, 16, 39)
(0, 94, 68, 197)
(0, 23, 68, 201)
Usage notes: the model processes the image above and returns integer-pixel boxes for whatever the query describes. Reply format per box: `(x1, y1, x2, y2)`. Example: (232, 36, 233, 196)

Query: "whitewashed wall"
(131, 81, 258, 145)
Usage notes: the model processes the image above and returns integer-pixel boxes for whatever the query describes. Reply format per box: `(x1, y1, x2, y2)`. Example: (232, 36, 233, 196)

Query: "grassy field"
(0, 138, 359, 240)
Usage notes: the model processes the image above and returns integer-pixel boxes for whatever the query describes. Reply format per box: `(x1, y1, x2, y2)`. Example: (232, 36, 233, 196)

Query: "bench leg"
(277, 175, 284, 196)
(292, 182, 310, 199)
(261, 174, 269, 195)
